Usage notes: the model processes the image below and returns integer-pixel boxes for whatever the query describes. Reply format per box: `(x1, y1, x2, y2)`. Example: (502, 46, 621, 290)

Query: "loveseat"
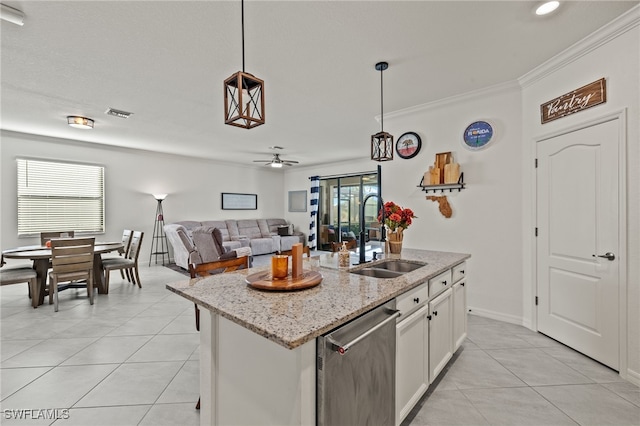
(164, 218, 305, 270)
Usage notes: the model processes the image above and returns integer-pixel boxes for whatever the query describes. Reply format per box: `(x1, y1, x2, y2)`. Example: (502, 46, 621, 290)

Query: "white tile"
(1, 367, 51, 400)
(1, 364, 117, 409)
(156, 360, 199, 404)
(62, 405, 150, 425)
(126, 334, 199, 363)
(534, 384, 640, 426)
(61, 335, 152, 366)
(138, 402, 199, 426)
(74, 361, 183, 407)
(2, 338, 98, 368)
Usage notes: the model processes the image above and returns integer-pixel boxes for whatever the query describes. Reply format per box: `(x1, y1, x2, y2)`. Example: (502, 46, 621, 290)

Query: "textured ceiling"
(1, 1, 637, 167)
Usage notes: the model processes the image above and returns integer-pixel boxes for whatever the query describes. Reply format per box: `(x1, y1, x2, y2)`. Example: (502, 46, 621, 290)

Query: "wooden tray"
(246, 270, 322, 291)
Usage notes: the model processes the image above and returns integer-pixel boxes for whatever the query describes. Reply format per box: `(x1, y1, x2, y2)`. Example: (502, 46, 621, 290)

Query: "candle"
(292, 243, 303, 279)
(271, 255, 289, 279)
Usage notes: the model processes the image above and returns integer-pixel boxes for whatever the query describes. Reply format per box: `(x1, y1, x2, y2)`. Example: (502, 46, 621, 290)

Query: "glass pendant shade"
(371, 131, 394, 161)
(224, 71, 265, 129)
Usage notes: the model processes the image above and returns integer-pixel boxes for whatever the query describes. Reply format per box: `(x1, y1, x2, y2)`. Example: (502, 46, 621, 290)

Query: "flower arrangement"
(378, 201, 417, 238)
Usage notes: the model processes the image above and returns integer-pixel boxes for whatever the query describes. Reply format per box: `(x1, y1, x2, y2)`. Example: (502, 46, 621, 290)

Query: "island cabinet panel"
(428, 288, 453, 384)
(199, 309, 316, 426)
(395, 304, 429, 426)
(452, 279, 467, 351)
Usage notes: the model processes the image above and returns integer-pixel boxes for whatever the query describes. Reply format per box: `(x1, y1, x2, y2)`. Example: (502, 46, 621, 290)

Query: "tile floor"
(1, 263, 638, 426)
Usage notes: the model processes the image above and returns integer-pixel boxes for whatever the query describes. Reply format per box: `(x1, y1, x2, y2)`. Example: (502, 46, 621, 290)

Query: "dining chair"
(189, 255, 250, 410)
(48, 237, 95, 312)
(119, 229, 133, 282)
(0, 266, 39, 308)
(40, 231, 75, 246)
(101, 231, 144, 292)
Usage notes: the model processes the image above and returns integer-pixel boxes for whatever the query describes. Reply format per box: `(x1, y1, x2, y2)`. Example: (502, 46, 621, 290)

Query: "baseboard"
(626, 368, 640, 386)
(467, 306, 524, 326)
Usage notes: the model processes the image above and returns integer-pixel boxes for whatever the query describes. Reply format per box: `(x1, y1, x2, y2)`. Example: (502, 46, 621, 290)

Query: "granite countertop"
(166, 248, 470, 349)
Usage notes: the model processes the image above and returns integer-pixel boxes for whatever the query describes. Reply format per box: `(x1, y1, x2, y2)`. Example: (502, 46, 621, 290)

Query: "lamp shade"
(371, 131, 394, 162)
(153, 194, 167, 201)
(224, 71, 265, 129)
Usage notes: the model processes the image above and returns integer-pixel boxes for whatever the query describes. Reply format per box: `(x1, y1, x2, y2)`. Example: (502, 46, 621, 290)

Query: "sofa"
(164, 218, 305, 270)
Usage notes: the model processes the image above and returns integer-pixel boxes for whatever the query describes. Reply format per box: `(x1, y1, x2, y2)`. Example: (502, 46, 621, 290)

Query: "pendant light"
(224, 0, 265, 129)
(371, 61, 393, 162)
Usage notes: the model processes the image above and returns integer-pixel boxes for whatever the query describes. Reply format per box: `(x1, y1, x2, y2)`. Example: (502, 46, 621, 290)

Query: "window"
(17, 158, 105, 236)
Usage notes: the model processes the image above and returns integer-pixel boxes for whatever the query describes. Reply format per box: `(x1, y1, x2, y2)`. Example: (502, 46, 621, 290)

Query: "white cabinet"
(452, 280, 467, 351)
(428, 288, 453, 384)
(395, 304, 429, 426)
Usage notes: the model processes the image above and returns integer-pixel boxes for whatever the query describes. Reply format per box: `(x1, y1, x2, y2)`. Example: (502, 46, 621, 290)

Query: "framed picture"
(396, 132, 422, 159)
(221, 193, 257, 210)
(288, 190, 307, 212)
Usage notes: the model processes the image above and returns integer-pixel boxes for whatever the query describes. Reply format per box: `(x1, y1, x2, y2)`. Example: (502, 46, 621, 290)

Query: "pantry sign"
(540, 78, 606, 124)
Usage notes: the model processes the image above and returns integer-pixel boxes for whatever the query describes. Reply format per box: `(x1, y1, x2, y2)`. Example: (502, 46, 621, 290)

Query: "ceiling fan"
(253, 153, 299, 168)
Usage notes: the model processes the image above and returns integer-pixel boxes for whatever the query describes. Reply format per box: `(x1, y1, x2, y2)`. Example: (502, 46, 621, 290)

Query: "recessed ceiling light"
(67, 116, 94, 129)
(535, 1, 560, 16)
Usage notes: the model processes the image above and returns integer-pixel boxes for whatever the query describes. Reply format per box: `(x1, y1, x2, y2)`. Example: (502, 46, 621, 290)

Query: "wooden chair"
(119, 229, 133, 281)
(102, 231, 144, 292)
(0, 266, 39, 308)
(48, 237, 95, 312)
(189, 255, 250, 410)
(40, 231, 75, 246)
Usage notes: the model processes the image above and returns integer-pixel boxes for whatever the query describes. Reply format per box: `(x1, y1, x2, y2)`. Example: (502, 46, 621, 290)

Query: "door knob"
(592, 252, 615, 261)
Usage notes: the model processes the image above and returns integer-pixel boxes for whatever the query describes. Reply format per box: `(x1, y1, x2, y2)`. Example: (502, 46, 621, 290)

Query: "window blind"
(17, 158, 105, 236)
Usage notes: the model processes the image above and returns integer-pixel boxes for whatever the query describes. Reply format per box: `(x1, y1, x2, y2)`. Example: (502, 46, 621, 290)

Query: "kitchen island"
(166, 248, 470, 426)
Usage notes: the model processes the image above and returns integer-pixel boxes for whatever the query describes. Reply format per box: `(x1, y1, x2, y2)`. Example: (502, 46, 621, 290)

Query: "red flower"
(378, 201, 417, 231)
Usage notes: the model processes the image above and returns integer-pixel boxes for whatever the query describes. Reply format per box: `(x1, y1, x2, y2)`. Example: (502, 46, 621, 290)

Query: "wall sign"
(221, 193, 257, 210)
(540, 78, 606, 124)
(462, 120, 494, 150)
(396, 132, 422, 159)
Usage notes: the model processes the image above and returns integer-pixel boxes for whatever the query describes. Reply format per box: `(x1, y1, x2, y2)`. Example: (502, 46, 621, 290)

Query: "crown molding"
(519, 5, 640, 88)
(381, 80, 520, 121)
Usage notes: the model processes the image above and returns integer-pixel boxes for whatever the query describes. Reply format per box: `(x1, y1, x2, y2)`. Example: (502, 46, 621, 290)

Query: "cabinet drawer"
(428, 269, 452, 298)
(397, 283, 428, 316)
(452, 262, 467, 284)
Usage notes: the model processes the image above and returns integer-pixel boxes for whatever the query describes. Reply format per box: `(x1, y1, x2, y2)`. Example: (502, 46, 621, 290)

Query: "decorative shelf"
(418, 173, 465, 193)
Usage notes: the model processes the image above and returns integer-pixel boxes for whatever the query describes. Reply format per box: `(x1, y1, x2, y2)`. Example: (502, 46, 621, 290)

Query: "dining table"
(1, 241, 124, 307)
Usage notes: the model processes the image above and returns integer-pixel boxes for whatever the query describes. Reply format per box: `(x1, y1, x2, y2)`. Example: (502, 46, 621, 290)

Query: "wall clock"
(462, 120, 494, 150)
(396, 132, 422, 159)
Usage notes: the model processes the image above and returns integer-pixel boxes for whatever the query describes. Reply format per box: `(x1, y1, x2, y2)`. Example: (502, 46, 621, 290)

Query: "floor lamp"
(149, 194, 169, 266)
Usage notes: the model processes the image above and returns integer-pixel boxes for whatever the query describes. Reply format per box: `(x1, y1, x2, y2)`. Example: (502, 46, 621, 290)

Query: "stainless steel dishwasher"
(317, 300, 400, 425)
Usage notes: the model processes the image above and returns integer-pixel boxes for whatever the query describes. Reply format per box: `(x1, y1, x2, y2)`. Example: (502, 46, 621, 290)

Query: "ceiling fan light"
(535, 1, 560, 16)
(271, 162, 283, 168)
(67, 116, 94, 129)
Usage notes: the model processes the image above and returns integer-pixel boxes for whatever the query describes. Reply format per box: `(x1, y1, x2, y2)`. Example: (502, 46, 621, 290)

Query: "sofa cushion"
(250, 237, 277, 256)
(201, 221, 230, 241)
(236, 220, 263, 240)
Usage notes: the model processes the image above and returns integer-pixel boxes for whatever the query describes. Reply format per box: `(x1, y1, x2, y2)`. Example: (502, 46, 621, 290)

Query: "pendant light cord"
(380, 67, 384, 132)
(241, 0, 245, 72)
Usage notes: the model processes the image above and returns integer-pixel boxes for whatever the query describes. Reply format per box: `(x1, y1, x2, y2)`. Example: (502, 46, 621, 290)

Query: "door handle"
(592, 252, 615, 261)
(327, 309, 401, 355)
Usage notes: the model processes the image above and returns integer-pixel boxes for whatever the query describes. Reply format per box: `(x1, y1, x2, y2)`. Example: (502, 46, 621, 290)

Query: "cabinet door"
(452, 280, 467, 351)
(429, 288, 453, 384)
(395, 305, 429, 426)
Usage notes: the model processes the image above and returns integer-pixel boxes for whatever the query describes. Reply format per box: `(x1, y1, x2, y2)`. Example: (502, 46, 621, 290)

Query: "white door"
(536, 118, 620, 370)
(429, 289, 453, 383)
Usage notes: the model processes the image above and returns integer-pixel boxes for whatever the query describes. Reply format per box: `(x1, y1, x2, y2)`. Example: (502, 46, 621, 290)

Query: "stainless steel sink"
(350, 260, 427, 279)
(372, 260, 426, 273)
(350, 268, 403, 279)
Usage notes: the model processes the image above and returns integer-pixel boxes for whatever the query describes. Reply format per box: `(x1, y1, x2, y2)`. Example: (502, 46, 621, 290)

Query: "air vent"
(105, 108, 133, 119)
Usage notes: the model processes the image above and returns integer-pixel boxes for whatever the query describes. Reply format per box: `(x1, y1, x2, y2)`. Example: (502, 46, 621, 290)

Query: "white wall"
(284, 83, 524, 325)
(0, 131, 285, 263)
(520, 8, 639, 381)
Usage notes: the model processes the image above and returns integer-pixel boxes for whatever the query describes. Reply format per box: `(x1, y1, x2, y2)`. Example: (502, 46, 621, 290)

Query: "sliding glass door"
(317, 172, 379, 251)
